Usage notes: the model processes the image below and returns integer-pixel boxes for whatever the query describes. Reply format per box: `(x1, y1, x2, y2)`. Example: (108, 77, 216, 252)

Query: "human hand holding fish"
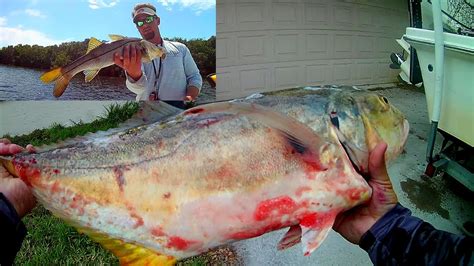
(333, 141, 399, 244)
(0, 139, 36, 218)
(113, 44, 143, 81)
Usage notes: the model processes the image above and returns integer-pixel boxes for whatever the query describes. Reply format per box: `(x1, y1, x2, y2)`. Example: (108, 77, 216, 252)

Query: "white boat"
(403, 27, 474, 147)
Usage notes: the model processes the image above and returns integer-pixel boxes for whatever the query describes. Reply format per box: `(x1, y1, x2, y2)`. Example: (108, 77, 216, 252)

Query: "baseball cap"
(132, 4, 157, 21)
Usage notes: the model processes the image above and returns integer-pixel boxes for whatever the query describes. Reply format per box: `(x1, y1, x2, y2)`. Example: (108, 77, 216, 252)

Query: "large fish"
(1, 87, 408, 265)
(40, 35, 166, 98)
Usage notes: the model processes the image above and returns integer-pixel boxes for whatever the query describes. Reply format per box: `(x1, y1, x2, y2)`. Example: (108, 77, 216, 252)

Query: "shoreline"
(0, 101, 127, 136)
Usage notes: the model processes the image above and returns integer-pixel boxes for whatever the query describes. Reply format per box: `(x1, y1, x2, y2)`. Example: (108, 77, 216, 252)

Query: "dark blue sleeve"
(359, 203, 474, 266)
(0, 192, 27, 265)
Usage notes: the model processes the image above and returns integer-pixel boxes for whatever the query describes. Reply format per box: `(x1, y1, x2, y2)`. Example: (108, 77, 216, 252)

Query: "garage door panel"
(303, 3, 330, 25)
(274, 66, 301, 89)
(272, 2, 299, 24)
(306, 63, 331, 85)
(333, 61, 353, 83)
(333, 34, 354, 59)
(333, 3, 355, 28)
(240, 68, 268, 91)
(306, 33, 331, 59)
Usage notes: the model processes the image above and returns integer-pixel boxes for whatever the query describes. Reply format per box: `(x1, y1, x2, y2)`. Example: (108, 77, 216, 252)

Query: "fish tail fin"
(53, 74, 72, 98)
(40, 67, 62, 83)
(0, 156, 17, 177)
(40, 67, 71, 97)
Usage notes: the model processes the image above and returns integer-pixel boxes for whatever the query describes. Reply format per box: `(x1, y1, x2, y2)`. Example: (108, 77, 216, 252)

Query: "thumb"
(368, 142, 389, 182)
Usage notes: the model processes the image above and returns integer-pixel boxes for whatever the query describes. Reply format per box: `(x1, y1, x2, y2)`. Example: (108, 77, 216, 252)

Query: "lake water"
(0, 65, 215, 104)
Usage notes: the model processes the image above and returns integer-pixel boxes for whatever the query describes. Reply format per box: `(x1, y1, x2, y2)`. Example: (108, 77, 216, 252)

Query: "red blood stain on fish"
(29, 158, 37, 164)
(13, 157, 41, 187)
(300, 211, 337, 229)
(131, 212, 144, 228)
(53, 169, 60, 174)
(254, 196, 297, 221)
(196, 117, 220, 128)
(301, 152, 327, 175)
(69, 195, 88, 216)
(51, 181, 61, 193)
(184, 108, 204, 115)
(151, 226, 165, 237)
(125, 202, 144, 228)
(166, 236, 198, 250)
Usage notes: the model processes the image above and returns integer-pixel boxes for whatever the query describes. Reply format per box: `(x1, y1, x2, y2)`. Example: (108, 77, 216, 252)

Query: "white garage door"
(216, 0, 409, 100)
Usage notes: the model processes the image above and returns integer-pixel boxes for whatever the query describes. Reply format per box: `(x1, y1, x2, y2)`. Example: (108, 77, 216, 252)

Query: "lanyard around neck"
(152, 58, 162, 93)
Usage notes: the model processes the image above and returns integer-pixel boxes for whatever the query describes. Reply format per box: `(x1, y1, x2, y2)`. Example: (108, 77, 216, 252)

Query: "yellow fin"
(86, 37, 103, 54)
(40, 67, 62, 83)
(109, 34, 126, 41)
(83, 69, 100, 82)
(77, 226, 176, 265)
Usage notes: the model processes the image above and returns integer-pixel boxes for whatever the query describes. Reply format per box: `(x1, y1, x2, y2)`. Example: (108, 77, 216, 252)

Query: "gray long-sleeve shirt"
(126, 40, 202, 101)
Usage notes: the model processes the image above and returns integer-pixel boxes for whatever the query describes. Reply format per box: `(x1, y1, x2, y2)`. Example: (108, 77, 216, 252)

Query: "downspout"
(426, 0, 445, 162)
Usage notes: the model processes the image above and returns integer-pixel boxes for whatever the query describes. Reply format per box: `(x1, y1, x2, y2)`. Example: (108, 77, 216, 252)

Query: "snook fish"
(1, 88, 408, 265)
(40, 35, 166, 98)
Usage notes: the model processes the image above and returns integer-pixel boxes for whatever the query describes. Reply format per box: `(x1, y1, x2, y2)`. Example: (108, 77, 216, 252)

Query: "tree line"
(0, 36, 216, 77)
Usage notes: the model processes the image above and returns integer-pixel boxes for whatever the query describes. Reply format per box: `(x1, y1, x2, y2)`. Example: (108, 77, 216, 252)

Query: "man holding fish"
(113, 3, 202, 109)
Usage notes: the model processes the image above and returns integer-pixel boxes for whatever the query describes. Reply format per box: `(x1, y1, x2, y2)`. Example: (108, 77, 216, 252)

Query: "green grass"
(3, 101, 139, 147)
(6, 101, 229, 265)
(16, 206, 118, 265)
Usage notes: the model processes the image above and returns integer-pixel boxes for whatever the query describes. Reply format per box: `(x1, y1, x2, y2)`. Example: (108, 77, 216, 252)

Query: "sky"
(0, 0, 216, 47)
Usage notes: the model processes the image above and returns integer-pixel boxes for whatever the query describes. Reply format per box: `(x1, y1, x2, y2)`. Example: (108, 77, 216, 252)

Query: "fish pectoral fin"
(83, 69, 101, 82)
(86, 37, 104, 54)
(300, 225, 332, 256)
(109, 34, 126, 41)
(76, 226, 176, 265)
(277, 225, 302, 250)
(299, 213, 336, 256)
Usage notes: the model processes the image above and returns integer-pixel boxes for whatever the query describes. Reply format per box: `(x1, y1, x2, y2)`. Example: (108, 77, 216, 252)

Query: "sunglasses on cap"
(135, 16, 155, 27)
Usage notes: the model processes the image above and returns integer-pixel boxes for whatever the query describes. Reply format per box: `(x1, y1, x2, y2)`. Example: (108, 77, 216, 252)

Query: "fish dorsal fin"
(83, 69, 100, 82)
(109, 34, 126, 41)
(75, 226, 176, 265)
(86, 37, 103, 54)
(185, 102, 328, 170)
(131, 101, 182, 124)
